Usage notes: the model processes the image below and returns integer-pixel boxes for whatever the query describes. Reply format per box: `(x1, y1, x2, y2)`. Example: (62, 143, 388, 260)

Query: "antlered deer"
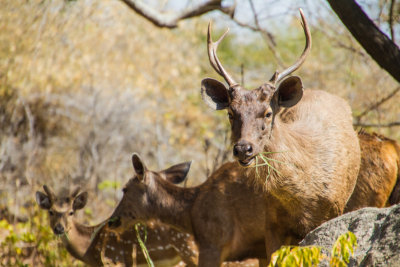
(201, 10, 360, 239)
(345, 130, 400, 211)
(108, 154, 272, 267)
(35, 185, 198, 267)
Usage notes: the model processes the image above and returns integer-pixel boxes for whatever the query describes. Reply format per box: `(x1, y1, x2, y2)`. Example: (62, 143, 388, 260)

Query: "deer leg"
(197, 246, 222, 267)
(131, 244, 137, 267)
(264, 228, 285, 264)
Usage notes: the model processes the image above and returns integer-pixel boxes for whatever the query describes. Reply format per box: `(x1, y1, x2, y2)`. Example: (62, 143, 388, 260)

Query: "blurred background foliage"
(0, 0, 399, 265)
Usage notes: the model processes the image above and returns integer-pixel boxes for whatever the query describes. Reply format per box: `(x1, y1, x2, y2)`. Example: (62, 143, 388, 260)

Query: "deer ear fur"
(201, 78, 229, 110)
(162, 161, 192, 184)
(36, 191, 52, 210)
(73, 192, 88, 210)
(275, 76, 303, 108)
(132, 153, 147, 181)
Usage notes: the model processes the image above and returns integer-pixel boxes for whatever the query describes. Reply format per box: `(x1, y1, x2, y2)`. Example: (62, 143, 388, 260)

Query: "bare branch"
(120, 0, 235, 28)
(327, 0, 400, 83)
(389, 0, 396, 42)
(228, 0, 285, 68)
(356, 86, 400, 121)
(229, 17, 285, 68)
(354, 121, 400, 128)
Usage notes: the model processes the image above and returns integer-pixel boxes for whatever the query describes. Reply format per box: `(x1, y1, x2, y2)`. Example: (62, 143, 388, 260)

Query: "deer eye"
(69, 211, 74, 216)
(228, 112, 233, 120)
(49, 210, 54, 216)
(265, 112, 272, 118)
(122, 188, 127, 193)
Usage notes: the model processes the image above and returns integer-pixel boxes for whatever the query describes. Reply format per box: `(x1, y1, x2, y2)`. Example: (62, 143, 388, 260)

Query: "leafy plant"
(0, 208, 82, 267)
(330, 232, 357, 267)
(269, 231, 357, 267)
(269, 245, 322, 267)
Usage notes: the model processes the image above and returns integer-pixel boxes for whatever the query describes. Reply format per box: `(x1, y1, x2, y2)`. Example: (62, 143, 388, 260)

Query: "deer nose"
(53, 223, 64, 235)
(233, 141, 254, 159)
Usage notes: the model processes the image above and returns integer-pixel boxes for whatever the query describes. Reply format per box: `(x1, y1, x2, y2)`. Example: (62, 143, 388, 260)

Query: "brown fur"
(345, 131, 400, 212)
(35, 186, 197, 267)
(231, 89, 360, 237)
(108, 155, 308, 266)
(202, 14, 360, 241)
(201, 25, 360, 251)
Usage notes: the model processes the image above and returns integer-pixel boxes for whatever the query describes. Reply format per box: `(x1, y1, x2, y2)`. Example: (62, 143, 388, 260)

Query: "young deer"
(201, 9, 360, 242)
(108, 154, 281, 266)
(345, 130, 400, 212)
(35, 185, 197, 267)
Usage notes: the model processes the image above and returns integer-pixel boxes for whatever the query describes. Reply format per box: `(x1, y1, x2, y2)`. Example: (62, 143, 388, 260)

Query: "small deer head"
(36, 185, 88, 236)
(201, 9, 311, 167)
(108, 153, 191, 231)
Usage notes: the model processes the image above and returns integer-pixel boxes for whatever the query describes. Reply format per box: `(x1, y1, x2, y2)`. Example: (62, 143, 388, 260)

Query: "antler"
(271, 8, 312, 84)
(71, 186, 81, 198)
(43, 185, 56, 202)
(207, 21, 238, 88)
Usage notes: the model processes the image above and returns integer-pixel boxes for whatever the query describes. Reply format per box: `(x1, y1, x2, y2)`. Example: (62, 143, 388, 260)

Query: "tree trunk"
(327, 0, 400, 83)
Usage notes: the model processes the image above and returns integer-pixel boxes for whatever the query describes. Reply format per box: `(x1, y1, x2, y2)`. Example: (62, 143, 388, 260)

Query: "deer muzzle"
(233, 140, 256, 167)
(53, 223, 65, 235)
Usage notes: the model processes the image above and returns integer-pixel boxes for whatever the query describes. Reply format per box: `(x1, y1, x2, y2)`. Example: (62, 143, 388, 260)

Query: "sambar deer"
(107, 141, 399, 266)
(201, 10, 360, 240)
(35, 185, 198, 267)
(108, 154, 272, 266)
(345, 130, 400, 211)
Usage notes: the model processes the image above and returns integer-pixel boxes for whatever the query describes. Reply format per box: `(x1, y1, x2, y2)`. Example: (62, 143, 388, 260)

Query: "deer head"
(108, 153, 191, 231)
(201, 9, 311, 167)
(35, 185, 88, 236)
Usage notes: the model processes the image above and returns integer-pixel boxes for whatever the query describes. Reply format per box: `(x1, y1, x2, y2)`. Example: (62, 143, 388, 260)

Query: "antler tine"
(43, 185, 56, 201)
(207, 21, 238, 87)
(274, 8, 312, 84)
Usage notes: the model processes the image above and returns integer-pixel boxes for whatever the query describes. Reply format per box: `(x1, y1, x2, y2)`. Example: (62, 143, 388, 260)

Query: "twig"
(355, 86, 400, 121)
(120, 0, 235, 28)
(353, 121, 400, 128)
(229, 0, 285, 68)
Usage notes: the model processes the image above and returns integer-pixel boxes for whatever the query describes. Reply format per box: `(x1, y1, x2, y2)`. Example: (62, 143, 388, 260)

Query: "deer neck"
(251, 119, 314, 191)
(60, 219, 98, 261)
(146, 177, 198, 234)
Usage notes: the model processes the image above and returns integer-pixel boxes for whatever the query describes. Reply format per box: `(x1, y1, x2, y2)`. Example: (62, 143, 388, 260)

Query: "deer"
(106, 137, 400, 267)
(108, 154, 273, 266)
(344, 130, 400, 212)
(35, 185, 198, 267)
(200, 9, 361, 246)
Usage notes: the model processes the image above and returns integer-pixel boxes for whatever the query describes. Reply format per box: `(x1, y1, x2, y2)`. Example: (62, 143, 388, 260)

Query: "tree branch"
(355, 86, 400, 121)
(327, 0, 400, 83)
(389, 0, 396, 42)
(354, 121, 400, 128)
(120, 0, 235, 28)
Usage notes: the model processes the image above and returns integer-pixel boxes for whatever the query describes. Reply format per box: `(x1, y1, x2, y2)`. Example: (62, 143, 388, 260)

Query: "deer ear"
(201, 78, 229, 110)
(162, 161, 192, 184)
(275, 76, 303, 108)
(73, 192, 88, 210)
(132, 153, 147, 181)
(36, 191, 52, 210)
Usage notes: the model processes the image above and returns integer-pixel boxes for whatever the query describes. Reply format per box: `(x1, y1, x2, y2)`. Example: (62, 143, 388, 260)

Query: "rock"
(300, 204, 400, 267)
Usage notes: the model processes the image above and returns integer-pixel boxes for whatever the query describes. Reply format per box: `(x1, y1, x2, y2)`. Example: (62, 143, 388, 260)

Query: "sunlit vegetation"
(0, 0, 399, 265)
(269, 232, 357, 267)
